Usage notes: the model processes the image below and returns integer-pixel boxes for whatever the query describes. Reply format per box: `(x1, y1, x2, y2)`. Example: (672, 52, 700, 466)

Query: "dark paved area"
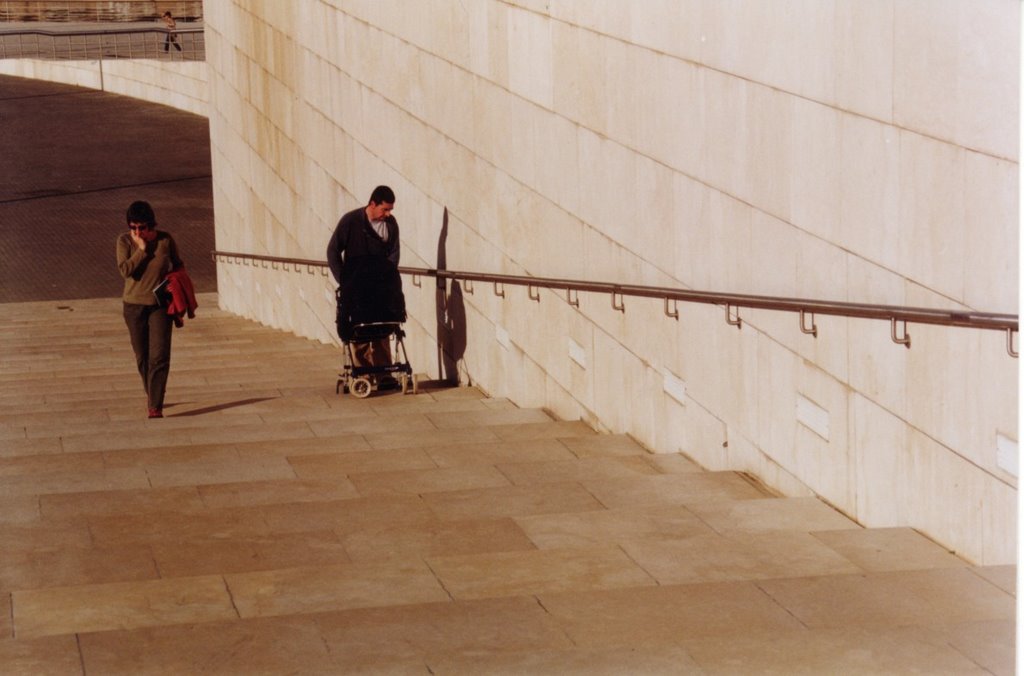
(0, 73, 215, 302)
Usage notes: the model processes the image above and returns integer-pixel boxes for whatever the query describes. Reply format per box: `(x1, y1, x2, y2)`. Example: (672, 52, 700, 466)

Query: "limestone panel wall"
(204, 0, 1018, 564)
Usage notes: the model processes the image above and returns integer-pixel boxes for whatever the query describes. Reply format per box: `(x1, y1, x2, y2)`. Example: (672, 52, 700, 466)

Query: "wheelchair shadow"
(435, 207, 467, 384)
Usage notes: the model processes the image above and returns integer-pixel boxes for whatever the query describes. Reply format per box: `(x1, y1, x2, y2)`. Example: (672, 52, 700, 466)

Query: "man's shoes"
(148, 408, 163, 418)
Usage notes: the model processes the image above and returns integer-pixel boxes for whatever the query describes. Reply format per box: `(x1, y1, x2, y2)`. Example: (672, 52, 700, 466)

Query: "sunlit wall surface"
(202, 1, 1018, 564)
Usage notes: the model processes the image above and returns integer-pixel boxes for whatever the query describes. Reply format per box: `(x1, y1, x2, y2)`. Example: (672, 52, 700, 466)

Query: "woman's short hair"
(126, 200, 156, 225)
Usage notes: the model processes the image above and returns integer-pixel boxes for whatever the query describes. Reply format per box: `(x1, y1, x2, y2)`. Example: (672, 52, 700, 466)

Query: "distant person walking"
(116, 201, 183, 418)
(162, 11, 182, 52)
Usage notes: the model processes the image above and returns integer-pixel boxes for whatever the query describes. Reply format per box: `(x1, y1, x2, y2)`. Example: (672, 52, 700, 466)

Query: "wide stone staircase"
(0, 294, 1014, 674)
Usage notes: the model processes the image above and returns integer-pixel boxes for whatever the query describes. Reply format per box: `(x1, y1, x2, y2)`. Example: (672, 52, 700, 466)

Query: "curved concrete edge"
(0, 57, 207, 117)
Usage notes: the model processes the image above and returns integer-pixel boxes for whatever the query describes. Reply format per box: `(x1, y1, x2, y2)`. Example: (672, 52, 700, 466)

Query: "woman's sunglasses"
(129, 223, 154, 232)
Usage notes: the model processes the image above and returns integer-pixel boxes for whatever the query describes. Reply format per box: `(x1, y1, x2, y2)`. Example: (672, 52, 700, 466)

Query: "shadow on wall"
(435, 207, 467, 384)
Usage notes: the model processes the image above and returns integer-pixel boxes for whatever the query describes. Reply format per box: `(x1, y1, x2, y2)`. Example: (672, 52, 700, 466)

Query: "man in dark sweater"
(327, 185, 402, 366)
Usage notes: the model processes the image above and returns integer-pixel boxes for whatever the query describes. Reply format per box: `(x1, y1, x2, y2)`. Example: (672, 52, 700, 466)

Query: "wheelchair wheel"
(350, 377, 372, 398)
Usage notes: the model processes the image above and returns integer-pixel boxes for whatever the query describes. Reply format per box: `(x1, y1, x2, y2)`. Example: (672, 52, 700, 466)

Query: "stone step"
(0, 294, 1012, 674)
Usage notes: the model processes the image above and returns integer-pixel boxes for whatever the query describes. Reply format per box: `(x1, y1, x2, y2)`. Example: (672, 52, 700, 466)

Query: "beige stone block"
(701, 70, 750, 206)
(287, 449, 437, 480)
(0, 466, 151, 497)
(197, 478, 359, 508)
(316, 595, 572, 661)
(364, 424, 501, 451)
(963, 152, 1018, 313)
(835, 0, 894, 120)
(0, 450, 104, 478)
(558, 434, 648, 458)
(85, 503, 266, 545)
(0, 519, 92, 554)
(934, 619, 1015, 676)
(490, 419, 594, 441)
(225, 560, 449, 618)
(850, 393, 909, 528)
(0, 437, 62, 459)
(497, 455, 660, 486)
(236, 433, 371, 458)
(0, 635, 83, 675)
(898, 131, 966, 301)
(537, 581, 804, 648)
(746, 84, 793, 222)
(690, 496, 859, 535)
(153, 531, 350, 577)
(752, 331, 798, 464)
(422, 482, 604, 521)
(686, 624, 994, 675)
(425, 407, 552, 430)
(259, 494, 435, 535)
(794, 359, 853, 507)
(903, 426, 1017, 565)
(1, 544, 157, 591)
(515, 504, 713, 549)
(970, 565, 1016, 596)
(428, 545, 655, 600)
(643, 452, 702, 474)
(625, 530, 861, 585)
(838, 114, 900, 269)
(100, 443, 235, 470)
(433, 643, 703, 674)
(422, 438, 574, 467)
(146, 455, 296, 489)
(79, 615, 336, 676)
(0, 495, 40, 525)
(583, 471, 769, 509)
(348, 464, 511, 496)
(894, 0, 1018, 159)
(342, 516, 535, 563)
(758, 567, 1015, 629)
(13, 575, 238, 638)
(506, 5, 553, 109)
(40, 486, 204, 521)
(812, 527, 966, 573)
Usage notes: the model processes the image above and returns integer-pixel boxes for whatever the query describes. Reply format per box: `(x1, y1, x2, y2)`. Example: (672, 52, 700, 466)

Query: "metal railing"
(0, 26, 204, 60)
(211, 250, 1020, 358)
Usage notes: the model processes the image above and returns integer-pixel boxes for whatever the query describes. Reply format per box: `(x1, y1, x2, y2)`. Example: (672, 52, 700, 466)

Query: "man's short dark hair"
(126, 200, 156, 225)
(369, 185, 395, 205)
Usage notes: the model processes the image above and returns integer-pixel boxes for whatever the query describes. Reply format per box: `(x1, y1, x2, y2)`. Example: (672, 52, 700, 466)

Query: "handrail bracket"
(800, 310, 818, 338)
(891, 318, 911, 348)
(726, 304, 742, 329)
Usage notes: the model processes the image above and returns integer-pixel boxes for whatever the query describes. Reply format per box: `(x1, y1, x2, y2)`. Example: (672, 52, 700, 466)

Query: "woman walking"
(116, 200, 183, 418)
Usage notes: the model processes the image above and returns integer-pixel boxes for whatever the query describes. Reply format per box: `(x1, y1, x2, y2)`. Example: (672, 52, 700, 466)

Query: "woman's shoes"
(148, 408, 163, 419)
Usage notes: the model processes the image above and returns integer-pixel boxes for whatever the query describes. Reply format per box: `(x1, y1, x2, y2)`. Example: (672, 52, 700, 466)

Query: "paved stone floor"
(0, 73, 215, 302)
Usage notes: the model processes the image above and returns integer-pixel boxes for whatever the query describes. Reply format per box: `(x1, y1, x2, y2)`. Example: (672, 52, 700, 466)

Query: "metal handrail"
(0, 26, 205, 60)
(210, 250, 1020, 357)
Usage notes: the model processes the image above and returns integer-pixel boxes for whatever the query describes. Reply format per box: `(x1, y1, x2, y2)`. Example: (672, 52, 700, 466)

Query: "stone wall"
(203, 1, 1018, 564)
